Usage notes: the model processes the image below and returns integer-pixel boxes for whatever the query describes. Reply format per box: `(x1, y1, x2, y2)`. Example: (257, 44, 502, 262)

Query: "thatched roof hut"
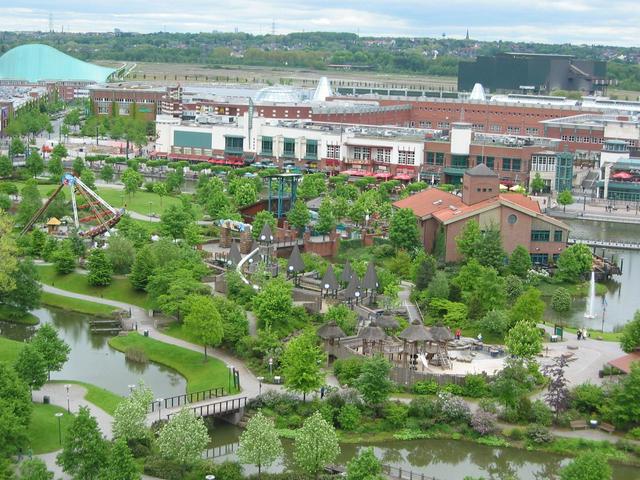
(376, 315, 400, 330)
(398, 320, 433, 343)
(317, 320, 346, 340)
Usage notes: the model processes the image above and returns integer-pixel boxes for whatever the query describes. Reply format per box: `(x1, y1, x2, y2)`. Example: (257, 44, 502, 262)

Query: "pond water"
(205, 421, 639, 480)
(0, 307, 186, 398)
(544, 219, 640, 332)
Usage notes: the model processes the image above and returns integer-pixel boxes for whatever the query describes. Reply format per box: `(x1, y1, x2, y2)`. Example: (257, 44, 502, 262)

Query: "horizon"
(3, 0, 640, 48)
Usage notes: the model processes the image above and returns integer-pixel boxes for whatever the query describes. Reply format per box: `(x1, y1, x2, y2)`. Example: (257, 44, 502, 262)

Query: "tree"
(105, 235, 136, 274)
(237, 411, 283, 477)
(10, 137, 25, 158)
(298, 173, 327, 200)
(492, 357, 536, 409)
(509, 287, 545, 327)
(453, 259, 506, 319)
(294, 411, 340, 479)
(13, 344, 48, 392)
(530, 172, 545, 194)
(474, 226, 505, 270)
(17, 180, 42, 226)
(160, 204, 192, 239)
(559, 452, 612, 480)
(287, 199, 311, 231)
(252, 277, 293, 331)
(57, 406, 108, 480)
(504, 274, 524, 302)
(72, 157, 86, 176)
(99, 437, 140, 480)
(112, 381, 154, 441)
(0, 154, 13, 178)
(100, 164, 115, 182)
(456, 219, 481, 260)
(129, 245, 155, 290)
(81, 169, 96, 190)
(389, 208, 419, 252)
(183, 295, 224, 359)
(556, 244, 592, 283)
(0, 193, 10, 211)
(0, 211, 18, 294)
(156, 408, 209, 468)
(52, 143, 68, 159)
(211, 295, 248, 349)
(121, 168, 143, 198)
(508, 245, 532, 278)
(281, 330, 325, 400)
(25, 150, 44, 178)
(148, 268, 209, 318)
(551, 287, 572, 313)
(47, 155, 64, 181)
(557, 190, 574, 212)
(356, 355, 393, 405)
(316, 197, 336, 238)
(0, 363, 32, 457)
(602, 362, 640, 428)
(53, 240, 77, 274)
(415, 254, 437, 290)
(346, 447, 384, 480)
(31, 323, 70, 380)
(152, 182, 169, 208)
(19, 458, 54, 480)
(252, 210, 277, 240)
(325, 304, 358, 336)
(505, 320, 543, 360)
(87, 249, 113, 286)
(233, 181, 258, 207)
(0, 258, 42, 314)
(621, 310, 640, 353)
(543, 355, 570, 420)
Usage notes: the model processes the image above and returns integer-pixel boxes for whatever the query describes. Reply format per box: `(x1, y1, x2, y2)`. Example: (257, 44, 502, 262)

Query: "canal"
(545, 219, 640, 332)
(204, 421, 639, 480)
(0, 307, 186, 397)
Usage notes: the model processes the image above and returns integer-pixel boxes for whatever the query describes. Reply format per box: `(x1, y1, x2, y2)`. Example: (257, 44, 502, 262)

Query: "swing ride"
(20, 173, 125, 238)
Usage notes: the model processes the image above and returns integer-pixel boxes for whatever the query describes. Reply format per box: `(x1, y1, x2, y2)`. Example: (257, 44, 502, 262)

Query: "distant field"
(608, 88, 640, 100)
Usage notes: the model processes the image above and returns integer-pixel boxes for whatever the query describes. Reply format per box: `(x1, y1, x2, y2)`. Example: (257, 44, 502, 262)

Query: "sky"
(3, 0, 640, 47)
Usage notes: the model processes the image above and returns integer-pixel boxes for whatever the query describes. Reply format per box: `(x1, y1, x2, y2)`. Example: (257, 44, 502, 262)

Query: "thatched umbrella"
(340, 260, 354, 284)
(362, 260, 379, 304)
(317, 320, 346, 345)
(376, 315, 400, 330)
(357, 321, 388, 355)
(321, 264, 339, 297)
(343, 274, 362, 306)
(287, 244, 305, 285)
(398, 320, 433, 368)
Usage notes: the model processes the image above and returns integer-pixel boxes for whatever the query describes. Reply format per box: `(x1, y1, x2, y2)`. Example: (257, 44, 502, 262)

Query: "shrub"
(441, 383, 464, 396)
(383, 402, 409, 428)
(462, 375, 490, 398)
(412, 380, 439, 395)
(529, 400, 553, 426)
(526, 424, 553, 444)
(435, 392, 471, 424)
(337, 404, 361, 431)
(470, 409, 499, 436)
(325, 388, 362, 411)
(333, 358, 364, 386)
(408, 397, 438, 419)
(318, 403, 336, 426)
(478, 398, 499, 414)
(570, 383, 605, 414)
(629, 427, 640, 440)
(508, 427, 525, 440)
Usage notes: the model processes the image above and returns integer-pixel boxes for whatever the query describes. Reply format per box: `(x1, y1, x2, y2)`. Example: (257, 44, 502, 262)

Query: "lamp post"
(205, 475, 216, 480)
(148, 201, 152, 221)
(155, 398, 163, 422)
(128, 384, 136, 394)
(268, 357, 273, 377)
(65, 384, 70, 414)
(257, 376, 264, 395)
(55, 412, 64, 445)
(227, 365, 233, 392)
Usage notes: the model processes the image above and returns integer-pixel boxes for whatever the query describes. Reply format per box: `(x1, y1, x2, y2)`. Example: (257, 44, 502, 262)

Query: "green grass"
(162, 322, 202, 345)
(50, 380, 123, 416)
(0, 336, 25, 364)
(97, 187, 203, 219)
(42, 292, 121, 318)
(540, 321, 622, 342)
(36, 264, 151, 309)
(109, 332, 236, 394)
(28, 403, 74, 454)
(0, 305, 39, 325)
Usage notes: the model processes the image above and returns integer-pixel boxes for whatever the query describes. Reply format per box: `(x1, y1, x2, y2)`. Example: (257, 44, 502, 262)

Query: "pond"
(544, 219, 640, 332)
(205, 421, 639, 480)
(0, 307, 186, 398)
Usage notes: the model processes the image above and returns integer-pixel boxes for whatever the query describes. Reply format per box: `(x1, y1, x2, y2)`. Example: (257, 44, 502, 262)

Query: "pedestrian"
(455, 328, 461, 340)
(583, 328, 589, 340)
(577, 329, 582, 341)
(477, 333, 483, 343)
(627, 205, 630, 212)
(320, 386, 325, 399)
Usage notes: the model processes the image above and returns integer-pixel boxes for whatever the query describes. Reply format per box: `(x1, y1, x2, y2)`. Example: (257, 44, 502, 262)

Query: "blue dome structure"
(0, 44, 116, 83)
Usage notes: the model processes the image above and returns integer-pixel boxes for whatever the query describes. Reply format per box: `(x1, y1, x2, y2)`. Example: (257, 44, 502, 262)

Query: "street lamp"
(205, 475, 216, 480)
(257, 376, 264, 395)
(55, 412, 64, 445)
(148, 201, 152, 221)
(227, 364, 233, 392)
(155, 398, 163, 422)
(65, 384, 70, 414)
(128, 384, 136, 394)
(268, 357, 273, 376)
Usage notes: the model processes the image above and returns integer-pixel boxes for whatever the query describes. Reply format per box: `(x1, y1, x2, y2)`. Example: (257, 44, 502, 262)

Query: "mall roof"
(0, 44, 116, 83)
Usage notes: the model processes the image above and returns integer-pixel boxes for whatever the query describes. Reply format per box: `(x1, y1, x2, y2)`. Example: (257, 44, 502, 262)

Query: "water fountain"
(584, 271, 596, 318)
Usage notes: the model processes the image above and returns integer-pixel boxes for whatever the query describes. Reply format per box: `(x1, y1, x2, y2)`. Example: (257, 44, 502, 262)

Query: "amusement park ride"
(20, 173, 124, 239)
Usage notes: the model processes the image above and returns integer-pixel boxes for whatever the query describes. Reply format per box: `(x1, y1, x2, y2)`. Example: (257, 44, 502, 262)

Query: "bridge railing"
(202, 442, 240, 459)
(167, 396, 247, 419)
(150, 387, 226, 412)
(382, 465, 439, 480)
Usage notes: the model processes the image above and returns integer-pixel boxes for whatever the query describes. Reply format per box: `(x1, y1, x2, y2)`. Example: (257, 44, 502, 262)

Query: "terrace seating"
(599, 422, 616, 434)
(570, 420, 587, 430)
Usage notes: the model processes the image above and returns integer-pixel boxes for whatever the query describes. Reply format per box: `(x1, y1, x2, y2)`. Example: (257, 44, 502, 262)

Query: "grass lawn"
(97, 187, 203, 219)
(50, 380, 123, 416)
(42, 292, 121, 318)
(0, 305, 39, 325)
(0, 336, 25, 364)
(109, 333, 236, 394)
(28, 403, 73, 454)
(162, 322, 202, 345)
(540, 321, 622, 342)
(36, 264, 151, 309)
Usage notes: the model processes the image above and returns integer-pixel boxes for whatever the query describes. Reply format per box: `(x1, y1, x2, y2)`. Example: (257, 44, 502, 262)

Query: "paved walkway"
(548, 199, 640, 225)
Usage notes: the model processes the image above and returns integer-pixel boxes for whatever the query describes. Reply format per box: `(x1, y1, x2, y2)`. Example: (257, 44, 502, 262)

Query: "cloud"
(1, 0, 640, 46)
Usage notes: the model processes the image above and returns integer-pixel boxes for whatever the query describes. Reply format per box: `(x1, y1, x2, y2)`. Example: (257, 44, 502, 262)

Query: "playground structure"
(20, 173, 124, 239)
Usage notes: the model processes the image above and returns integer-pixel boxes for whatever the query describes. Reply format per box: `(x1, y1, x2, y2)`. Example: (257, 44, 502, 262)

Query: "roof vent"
(433, 200, 443, 205)
(449, 205, 458, 211)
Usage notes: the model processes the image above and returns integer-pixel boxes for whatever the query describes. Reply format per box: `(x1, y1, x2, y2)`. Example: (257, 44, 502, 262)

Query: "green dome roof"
(0, 44, 116, 83)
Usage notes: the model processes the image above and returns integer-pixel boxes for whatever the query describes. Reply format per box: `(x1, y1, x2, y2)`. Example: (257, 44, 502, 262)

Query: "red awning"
(374, 172, 393, 179)
(342, 169, 366, 176)
(612, 171, 633, 180)
(394, 174, 413, 181)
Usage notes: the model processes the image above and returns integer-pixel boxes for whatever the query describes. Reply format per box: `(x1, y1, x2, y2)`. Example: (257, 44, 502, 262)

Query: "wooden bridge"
(150, 387, 226, 413)
(202, 442, 239, 460)
(165, 396, 247, 420)
(568, 238, 640, 251)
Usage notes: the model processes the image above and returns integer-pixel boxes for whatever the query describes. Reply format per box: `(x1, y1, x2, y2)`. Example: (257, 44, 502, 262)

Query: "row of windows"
(415, 107, 553, 118)
(398, 151, 416, 165)
(424, 153, 521, 171)
(502, 158, 522, 172)
(259, 137, 320, 160)
(531, 253, 561, 265)
(560, 135, 605, 144)
(531, 230, 564, 242)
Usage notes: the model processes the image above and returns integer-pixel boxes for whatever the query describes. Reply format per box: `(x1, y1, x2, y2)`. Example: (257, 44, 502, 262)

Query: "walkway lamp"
(227, 365, 233, 392)
(155, 398, 163, 422)
(257, 376, 264, 395)
(128, 384, 136, 394)
(65, 384, 70, 413)
(55, 412, 64, 445)
(205, 475, 216, 480)
(268, 357, 273, 376)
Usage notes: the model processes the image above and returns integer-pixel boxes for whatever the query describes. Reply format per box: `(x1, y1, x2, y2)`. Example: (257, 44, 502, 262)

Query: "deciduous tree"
(156, 408, 209, 468)
(0, 154, 13, 178)
(508, 245, 532, 278)
(346, 447, 384, 480)
(47, 155, 64, 181)
(87, 249, 113, 286)
(99, 437, 140, 480)
(559, 452, 611, 480)
(551, 287, 572, 313)
(0, 258, 41, 315)
(505, 320, 543, 360)
(556, 244, 593, 283)
(0, 363, 32, 457)
(183, 294, 224, 359)
(252, 210, 276, 240)
(389, 207, 419, 252)
(509, 287, 545, 327)
(121, 168, 143, 198)
(557, 190, 574, 212)
(17, 180, 42, 226)
(105, 235, 136, 274)
(294, 411, 340, 479)
(543, 355, 570, 420)
(13, 344, 48, 392)
(356, 355, 393, 405)
(316, 197, 336, 238)
(287, 199, 311, 231)
(26, 150, 44, 178)
(19, 458, 54, 480)
(112, 381, 153, 441)
(281, 330, 325, 400)
(31, 323, 70, 380)
(53, 240, 77, 274)
(252, 277, 293, 331)
(237, 411, 283, 477)
(100, 164, 115, 182)
(57, 406, 108, 480)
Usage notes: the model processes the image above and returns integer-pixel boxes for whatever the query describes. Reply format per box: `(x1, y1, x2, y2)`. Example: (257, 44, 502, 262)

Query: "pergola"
(357, 321, 388, 356)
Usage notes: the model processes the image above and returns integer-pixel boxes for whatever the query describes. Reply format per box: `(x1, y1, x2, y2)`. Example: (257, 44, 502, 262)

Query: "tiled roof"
(608, 352, 640, 374)
(465, 163, 498, 177)
(499, 193, 541, 213)
(393, 188, 463, 218)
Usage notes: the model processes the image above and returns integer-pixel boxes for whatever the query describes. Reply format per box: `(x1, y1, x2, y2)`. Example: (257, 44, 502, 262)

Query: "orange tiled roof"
(433, 196, 500, 222)
(608, 352, 640, 374)
(392, 188, 463, 218)
(499, 193, 541, 213)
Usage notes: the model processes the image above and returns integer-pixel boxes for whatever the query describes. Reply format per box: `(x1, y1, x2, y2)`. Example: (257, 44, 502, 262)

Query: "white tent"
(312, 77, 333, 102)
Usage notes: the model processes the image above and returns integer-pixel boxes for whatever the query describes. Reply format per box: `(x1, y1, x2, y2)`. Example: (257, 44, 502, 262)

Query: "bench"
(599, 422, 616, 434)
(570, 420, 587, 430)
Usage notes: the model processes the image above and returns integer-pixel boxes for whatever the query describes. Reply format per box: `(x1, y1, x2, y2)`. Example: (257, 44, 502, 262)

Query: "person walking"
(583, 328, 589, 340)
(455, 328, 461, 340)
(577, 329, 582, 341)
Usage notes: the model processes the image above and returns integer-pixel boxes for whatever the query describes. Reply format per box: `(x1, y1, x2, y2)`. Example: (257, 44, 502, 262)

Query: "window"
(490, 124, 501, 133)
(476, 156, 495, 169)
(327, 144, 340, 159)
(531, 230, 550, 242)
(526, 127, 539, 135)
(426, 152, 444, 165)
(375, 148, 391, 163)
(305, 140, 318, 160)
(97, 103, 109, 114)
(261, 136, 273, 155)
(451, 155, 468, 168)
(353, 146, 371, 161)
(472, 123, 484, 132)
(502, 158, 521, 171)
(507, 126, 520, 134)
(398, 151, 415, 165)
(437, 121, 450, 129)
(531, 253, 549, 265)
(554, 230, 563, 242)
(552, 253, 560, 263)
(225, 136, 244, 154)
(508, 214, 517, 225)
(283, 138, 295, 157)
